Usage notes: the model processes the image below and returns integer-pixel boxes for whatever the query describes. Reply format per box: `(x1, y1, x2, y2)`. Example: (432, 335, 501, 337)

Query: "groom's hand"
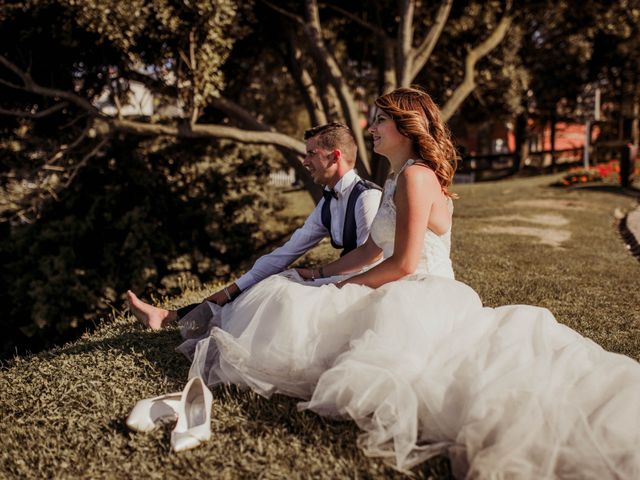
(295, 268, 316, 281)
(205, 289, 229, 306)
(206, 283, 241, 305)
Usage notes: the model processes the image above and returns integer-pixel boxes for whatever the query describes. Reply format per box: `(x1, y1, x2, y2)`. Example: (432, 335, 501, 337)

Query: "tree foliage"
(1, 0, 515, 205)
(0, 0, 288, 357)
(516, 0, 639, 117)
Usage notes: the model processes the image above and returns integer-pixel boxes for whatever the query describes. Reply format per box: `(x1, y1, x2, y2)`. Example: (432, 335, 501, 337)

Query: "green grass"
(1, 174, 639, 479)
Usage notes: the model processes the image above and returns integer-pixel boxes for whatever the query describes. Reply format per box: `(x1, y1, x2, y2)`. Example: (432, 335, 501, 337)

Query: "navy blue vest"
(321, 179, 382, 256)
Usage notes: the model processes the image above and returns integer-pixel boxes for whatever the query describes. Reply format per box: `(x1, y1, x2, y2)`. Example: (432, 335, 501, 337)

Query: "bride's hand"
(296, 268, 318, 281)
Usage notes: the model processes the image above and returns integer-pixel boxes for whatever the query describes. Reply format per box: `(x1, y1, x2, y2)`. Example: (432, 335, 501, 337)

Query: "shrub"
(0, 136, 285, 358)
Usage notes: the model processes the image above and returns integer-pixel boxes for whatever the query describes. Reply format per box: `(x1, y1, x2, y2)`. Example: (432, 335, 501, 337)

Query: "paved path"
(627, 206, 640, 236)
(628, 206, 640, 243)
(622, 204, 640, 260)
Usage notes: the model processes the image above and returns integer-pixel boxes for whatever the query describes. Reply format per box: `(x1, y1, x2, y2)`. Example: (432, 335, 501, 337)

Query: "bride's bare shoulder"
(398, 163, 440, 190)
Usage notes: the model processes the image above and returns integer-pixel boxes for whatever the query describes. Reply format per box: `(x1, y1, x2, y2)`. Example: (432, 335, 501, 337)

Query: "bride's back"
(370, 160, 454, 279)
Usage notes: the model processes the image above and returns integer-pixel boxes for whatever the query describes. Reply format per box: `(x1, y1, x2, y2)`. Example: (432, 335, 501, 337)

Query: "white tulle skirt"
(177, 271, 640, 478)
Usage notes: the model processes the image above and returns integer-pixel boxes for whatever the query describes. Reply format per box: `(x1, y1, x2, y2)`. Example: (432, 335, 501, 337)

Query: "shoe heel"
(171, 376, 212, 452)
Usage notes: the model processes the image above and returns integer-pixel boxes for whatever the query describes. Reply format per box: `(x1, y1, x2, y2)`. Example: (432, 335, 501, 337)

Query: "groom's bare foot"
(127, 290, 177, 330)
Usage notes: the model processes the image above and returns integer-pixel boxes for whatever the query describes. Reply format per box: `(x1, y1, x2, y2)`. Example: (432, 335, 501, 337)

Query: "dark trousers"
(177, 302, 200, 319)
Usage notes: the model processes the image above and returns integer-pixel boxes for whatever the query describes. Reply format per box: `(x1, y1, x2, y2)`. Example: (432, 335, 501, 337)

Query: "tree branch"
(262, 0, 371, 175)
(209, 97, 271, 131)
(108, 118, 306, 154)
(409, 0, 453, 82)
(324, 2, 394, 93)
(60, 112, 89, 130)
(381, 45, 396, 94)
(0, 54, 325, 201)
(323, 4, 388, 38)
(396, 0, 415, 87)
(126, 70, 179, 98)
(188, 29, 199, 124)
(0, 102, 68, 119)
(0, 54, 29, 83)
(46, 123, 91, 165)
(261, 0, 305, 25)
(62, 137, 109, 188)
(0, 54, 100, 115)
(306, 0, 371, 174)
(0, 54, 305, 154)
(0, 78, 24, 90)
(284, 26, 328, 126)
(440, 5, 513, 121)
(210, 92, 323, 198)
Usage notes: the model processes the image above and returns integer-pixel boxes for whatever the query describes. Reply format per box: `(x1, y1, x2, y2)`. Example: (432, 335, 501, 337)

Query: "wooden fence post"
(620, 144, 631, 188)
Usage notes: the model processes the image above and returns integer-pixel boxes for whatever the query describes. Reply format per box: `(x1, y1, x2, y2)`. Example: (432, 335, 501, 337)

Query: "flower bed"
(557, 160, 638, 186)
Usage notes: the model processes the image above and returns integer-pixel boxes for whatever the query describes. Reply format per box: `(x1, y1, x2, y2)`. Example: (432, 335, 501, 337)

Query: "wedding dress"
(177, 160, 640, 478)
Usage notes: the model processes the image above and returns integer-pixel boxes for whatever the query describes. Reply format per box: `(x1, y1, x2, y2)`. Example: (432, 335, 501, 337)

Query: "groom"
(128, 122, 382, 329)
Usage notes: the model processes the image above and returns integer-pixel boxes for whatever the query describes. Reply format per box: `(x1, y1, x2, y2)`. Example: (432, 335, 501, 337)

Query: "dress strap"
(447, 197, 454, 215)
(397, 158, 417, 175)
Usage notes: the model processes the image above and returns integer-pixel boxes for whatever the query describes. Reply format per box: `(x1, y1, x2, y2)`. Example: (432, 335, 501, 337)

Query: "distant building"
(450, 118, 598, 158)
(94, 80, 153, 116)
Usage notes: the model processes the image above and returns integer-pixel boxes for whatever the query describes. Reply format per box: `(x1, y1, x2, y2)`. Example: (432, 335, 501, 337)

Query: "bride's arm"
(297, 235, 383, 280)
(337, 165, 440, 289)
(324, 236, 383, 275)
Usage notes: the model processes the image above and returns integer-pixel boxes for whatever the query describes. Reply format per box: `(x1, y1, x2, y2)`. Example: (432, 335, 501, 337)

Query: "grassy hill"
(1, 173, 639, 479)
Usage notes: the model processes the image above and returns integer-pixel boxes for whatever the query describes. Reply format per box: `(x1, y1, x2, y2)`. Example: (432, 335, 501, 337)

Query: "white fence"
(269, 169, 296, 187)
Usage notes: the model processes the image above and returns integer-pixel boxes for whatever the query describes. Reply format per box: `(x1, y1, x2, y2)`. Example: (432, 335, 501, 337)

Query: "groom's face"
(303, 135, 338, 186)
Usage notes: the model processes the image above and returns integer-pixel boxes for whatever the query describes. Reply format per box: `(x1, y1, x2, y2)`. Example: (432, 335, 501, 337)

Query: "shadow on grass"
(34, 321, 452, 479)
(13, 321, 191, 383)
(222, 386, 452, 478)
(225, 386, 359, 445)
(0, 275, 456, 479)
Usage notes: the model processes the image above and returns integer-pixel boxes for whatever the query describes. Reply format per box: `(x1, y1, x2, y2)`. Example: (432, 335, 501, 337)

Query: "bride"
(129, 87, 640, 478)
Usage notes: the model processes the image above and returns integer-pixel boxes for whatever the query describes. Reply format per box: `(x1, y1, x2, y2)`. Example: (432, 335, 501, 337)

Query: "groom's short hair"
(304, 122, 357, 165)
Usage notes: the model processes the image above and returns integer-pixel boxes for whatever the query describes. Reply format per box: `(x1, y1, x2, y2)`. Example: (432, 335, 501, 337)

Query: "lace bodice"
(369, 159, 454, 279)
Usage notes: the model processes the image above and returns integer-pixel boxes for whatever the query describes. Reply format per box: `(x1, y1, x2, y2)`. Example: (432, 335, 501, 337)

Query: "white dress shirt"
(234, 169, 382, 291)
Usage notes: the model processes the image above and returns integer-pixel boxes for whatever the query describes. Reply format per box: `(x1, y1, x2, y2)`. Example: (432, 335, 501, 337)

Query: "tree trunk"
(302, 0, 371, 177)
(409, 0, 453, 83)
(372, 153, 390, 186)
(284, 28, 327, 127)
(396, 0, 415, 87)
(317, 74, 341, 122)
(632, 94, 639, 150)
(440, 6, 512, 121)
(382, 44, 396, 94)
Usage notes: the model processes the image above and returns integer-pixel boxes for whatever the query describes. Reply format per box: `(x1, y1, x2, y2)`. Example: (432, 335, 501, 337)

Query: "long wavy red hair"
(375, 86, 458, 197)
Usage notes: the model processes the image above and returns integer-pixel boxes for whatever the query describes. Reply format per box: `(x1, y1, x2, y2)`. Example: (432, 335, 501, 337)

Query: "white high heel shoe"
(170, 376, 213, 452)
(126, 392, 182, 433)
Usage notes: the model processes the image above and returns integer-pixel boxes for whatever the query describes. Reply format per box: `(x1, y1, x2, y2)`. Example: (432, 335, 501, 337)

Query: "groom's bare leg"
(127, 290, 178, 330)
